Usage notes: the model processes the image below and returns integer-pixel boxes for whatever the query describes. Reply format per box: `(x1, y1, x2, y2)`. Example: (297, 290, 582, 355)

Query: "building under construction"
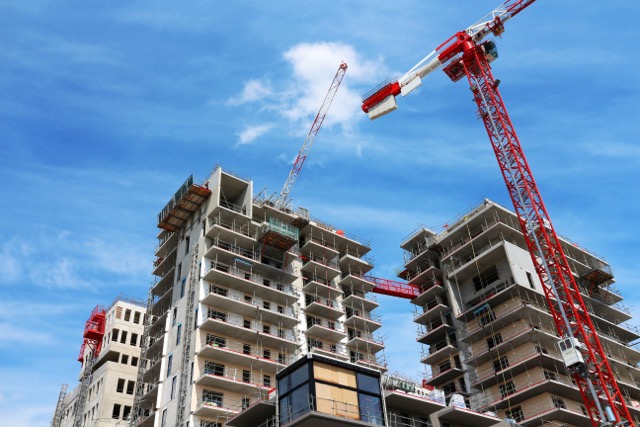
(398, 199, 640, 426)
(52, 296, 146, 427)
(130, 166, 384, 427)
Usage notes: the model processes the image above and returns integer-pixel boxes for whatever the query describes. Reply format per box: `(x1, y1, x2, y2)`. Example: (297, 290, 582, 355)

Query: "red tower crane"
(362, 1, 633, 426)
(275, 62, 348, 208)
(73, 305, 106, 427)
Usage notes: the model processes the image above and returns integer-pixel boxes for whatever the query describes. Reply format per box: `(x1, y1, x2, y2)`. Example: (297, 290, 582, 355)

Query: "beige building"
(131, 166, 384, 427)
(398, 199, 640, 426)
(54, 296, 146, 427)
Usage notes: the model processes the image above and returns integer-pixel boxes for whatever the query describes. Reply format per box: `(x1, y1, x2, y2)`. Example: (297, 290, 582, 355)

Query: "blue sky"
(1, 1, 639, 425)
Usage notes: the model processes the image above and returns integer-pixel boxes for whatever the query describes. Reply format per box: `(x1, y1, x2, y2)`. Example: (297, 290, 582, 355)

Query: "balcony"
(155, 231, 178, 258)
(303, 295, 343, 319)
(397, 257, 442, 287)
(301, 254, 341, 281)
(203, 261, 298, 305)
(339, 271, 376, 293)
(200, 312, 299, 350)
(338, 252, 374, 275)
(302, 275, 343, 298)
(307, 339, 349, 360)
(198, 337, 289, 372)
(305, 318, 347, 342)
(342, 291, 379, 312)
(420, 337, 459, 365)
(346, 331, 385, 353)
(416, 315, 455, 345)
(411, 280, 446, 308)
(207, 214, 258, 245)
(202, 285, 299, 328)
(194, 398, 240, 418)
(299, 234, 339, 258)
(414, 296, 450, 325)
(196, 367, 272, 395)
(151, 247, 176, 278)
(344, 310, 382, 332)
(423, 362, 464, 387)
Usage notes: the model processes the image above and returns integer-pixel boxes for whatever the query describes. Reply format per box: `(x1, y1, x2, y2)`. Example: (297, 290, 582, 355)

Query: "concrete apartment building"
(398, 199, 640, 426)
(132, 166, 384, 427)
(54, 297, 146, 426)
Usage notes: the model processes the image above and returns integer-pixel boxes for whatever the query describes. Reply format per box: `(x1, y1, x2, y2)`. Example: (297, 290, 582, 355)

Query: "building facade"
(55, 297, 146, 427)
(132, 166, 384, 427)
(398, 199, 640, 426)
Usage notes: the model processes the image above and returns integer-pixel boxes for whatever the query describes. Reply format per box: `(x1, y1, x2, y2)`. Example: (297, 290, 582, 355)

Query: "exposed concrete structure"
(57, 297, 146, 426)
(133, 166, 384, 427)
(399, 199, 640, 426)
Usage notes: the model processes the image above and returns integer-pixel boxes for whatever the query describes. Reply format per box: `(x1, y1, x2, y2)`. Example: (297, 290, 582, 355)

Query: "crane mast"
(361, 1, 634, 426)
(275, 62, 348, 208)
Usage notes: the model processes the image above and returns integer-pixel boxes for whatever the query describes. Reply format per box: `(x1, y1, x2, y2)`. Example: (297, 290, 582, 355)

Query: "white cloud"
(229, 42, 389, 149)
(227, 79, 273, 106)
(236, 123, 274, 146)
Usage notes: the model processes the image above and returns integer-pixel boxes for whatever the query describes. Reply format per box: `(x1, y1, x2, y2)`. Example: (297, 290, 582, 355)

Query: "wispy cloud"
(227, 79, 273, 106)
(235, 123, 274, 147)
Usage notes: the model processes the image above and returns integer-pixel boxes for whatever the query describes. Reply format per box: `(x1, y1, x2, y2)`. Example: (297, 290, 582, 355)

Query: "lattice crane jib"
(276, 62, 348, 208)
(361, 1, 634, 425)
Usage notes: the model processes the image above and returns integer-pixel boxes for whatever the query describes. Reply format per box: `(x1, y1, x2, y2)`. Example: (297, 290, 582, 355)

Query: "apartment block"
(132, 166, 384, 427)
(54, 296, 146, 426)
(398, 199, 640, 426)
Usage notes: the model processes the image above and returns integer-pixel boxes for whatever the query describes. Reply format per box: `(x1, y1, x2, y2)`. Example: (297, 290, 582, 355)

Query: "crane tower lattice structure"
(275, 62, 348, 208)
(361, 1, 634, 425)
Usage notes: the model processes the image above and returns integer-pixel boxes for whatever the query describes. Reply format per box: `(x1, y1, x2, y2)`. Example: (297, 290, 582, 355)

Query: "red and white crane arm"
(361, 0, 535, 120)
(276, 62, 348, 207)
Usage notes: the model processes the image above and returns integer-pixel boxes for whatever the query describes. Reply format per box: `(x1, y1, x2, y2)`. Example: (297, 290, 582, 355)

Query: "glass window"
(359, 394, 383, 425)
(290, 386, 309, 420)
(290, 364, 309, 390)
(278, 376, 289, 394)
(357, 372, 380, 394)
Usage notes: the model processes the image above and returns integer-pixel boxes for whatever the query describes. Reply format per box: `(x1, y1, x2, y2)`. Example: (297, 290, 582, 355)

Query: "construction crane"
(361, 1, 634, 426)
(73, 306, 106, 427)
(274, 62, 348, 208)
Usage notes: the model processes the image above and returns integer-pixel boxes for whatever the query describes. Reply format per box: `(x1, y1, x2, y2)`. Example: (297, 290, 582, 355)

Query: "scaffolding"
(50, 383, 68, 427)
(157, 175, 211, 232)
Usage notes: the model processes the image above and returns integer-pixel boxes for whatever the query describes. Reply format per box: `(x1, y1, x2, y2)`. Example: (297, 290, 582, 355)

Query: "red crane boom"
(362, 1, 633, 425)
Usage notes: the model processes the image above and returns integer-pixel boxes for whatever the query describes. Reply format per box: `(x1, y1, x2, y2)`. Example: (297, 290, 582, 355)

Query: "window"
(278, 353, 286, 364)
(194, 308, 198, 329)
(116, 378, 125, 393)
(172, 307, 178, 326)
(112, 404, 121, 419)
(535, 344, 549, 354)
(493, 356, 509, 372)
(161, 409, 167, 427)
(243, 344, 251, 355)
(442, 382, 456, 395)
(526, 271, 535, 289)
(544, 370, 558, 381)
(180, 278, 186, 298)
(130, 333, 138, 346)
(244, 295, 252, 303)
(486, 333, 503, 349)
(122, 405, 131, 420)
(176, 324, 182, 345)
(177, 262, 182, 279)
(124, 309, 131, 322)
(438, 360, 452, 374)
(263, 374, 271, 387)
(209, 309, 226, 321)
(167, 355, 173, 377)
(243, 319, 251, 328)
(121, 354, 129, 365)
(278, 328, 285, 338)
(263, 301, 271, 310)
(263, 349, 271, 359)
(243, 370, 251, 383)
(263, 324, 271, 334)
(133, 311, 141, 324)
(242, 397, 250, 410)
(473, 265, 500, 291)
(190, 362, 194, 383)
(499, 381, 516, 398)
(132, 356, 138, 367)
(112, 329, 119, 342)
(185, 236, 190, 253)
(203, 390, 223, 407)
(120, 331, 128, 344)
(505, 406, 524, 422)
(206, 334, 226, 347)
(211, 285, 228, 296)
(552, 396, 567, 409)
(205, 361, 225, 376)
(126, 380, 135, 395)
(277, 305, 284, 314)
(170, 376, 177, 399)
